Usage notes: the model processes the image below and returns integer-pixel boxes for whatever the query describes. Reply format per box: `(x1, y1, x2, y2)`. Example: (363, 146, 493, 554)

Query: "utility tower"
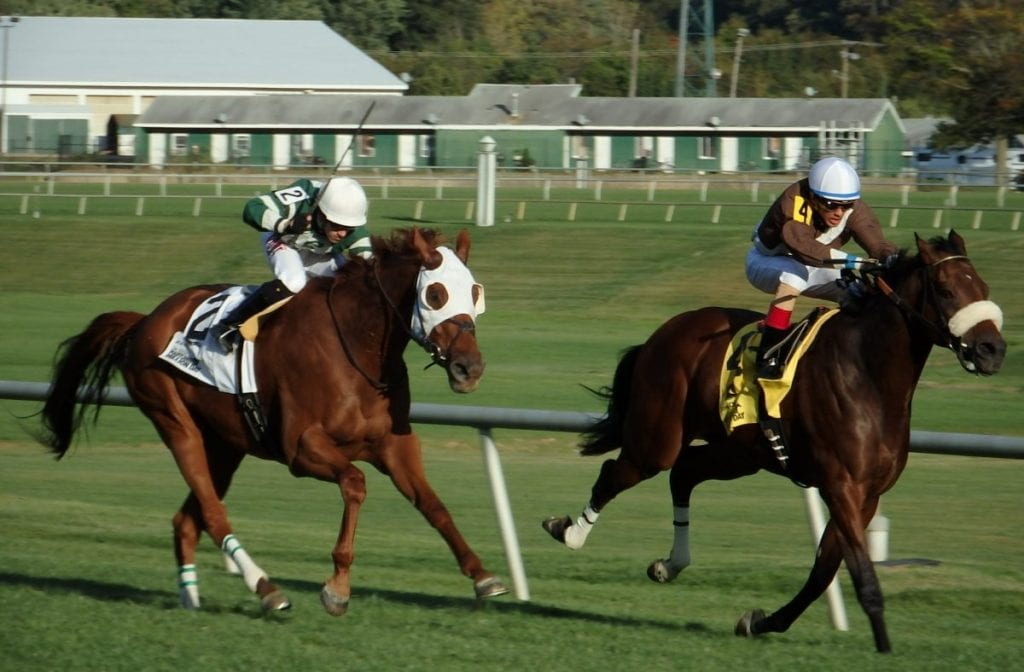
(674, 0, 717, 97)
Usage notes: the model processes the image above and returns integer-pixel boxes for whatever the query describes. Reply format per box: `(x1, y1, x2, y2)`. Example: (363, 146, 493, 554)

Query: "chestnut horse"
(39, 227, 508, 615)
(543, 230, 1005, 652)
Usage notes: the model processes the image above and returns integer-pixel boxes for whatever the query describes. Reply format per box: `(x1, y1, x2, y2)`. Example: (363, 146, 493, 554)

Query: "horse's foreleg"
(320, 464, 367, 616)
(379, 434, 508, 600)
(736, 519, 845, 640)
(833, 497, 891, 653)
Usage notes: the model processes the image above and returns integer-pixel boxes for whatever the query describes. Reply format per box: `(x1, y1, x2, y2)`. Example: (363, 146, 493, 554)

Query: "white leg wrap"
(564, 504, 599, 550)
(178, 563, 200, 609)
(223, 552, 242, 575)
(668, 506, 692, 570)
(222, 534, 268, 593)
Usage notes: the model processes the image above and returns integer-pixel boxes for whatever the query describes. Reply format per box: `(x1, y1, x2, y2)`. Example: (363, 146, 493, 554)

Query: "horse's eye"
(424, 282, 448, 310)
(937, 286, 954, 300)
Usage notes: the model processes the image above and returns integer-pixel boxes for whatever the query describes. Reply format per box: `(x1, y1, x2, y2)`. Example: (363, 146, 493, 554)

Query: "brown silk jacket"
(754, 178, 899, 267)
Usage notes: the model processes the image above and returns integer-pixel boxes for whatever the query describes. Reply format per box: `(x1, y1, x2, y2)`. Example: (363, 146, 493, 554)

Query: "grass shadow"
(275, 576, 691, 632)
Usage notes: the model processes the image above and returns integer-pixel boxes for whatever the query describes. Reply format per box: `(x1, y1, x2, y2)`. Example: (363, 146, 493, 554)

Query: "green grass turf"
(0, 185, 1021, 670)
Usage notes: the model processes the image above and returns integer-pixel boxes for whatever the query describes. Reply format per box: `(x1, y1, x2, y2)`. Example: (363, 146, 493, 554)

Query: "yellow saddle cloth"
(719, 308, 839, 432)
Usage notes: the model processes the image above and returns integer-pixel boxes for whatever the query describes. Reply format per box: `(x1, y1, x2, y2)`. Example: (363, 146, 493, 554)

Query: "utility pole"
(729, 28, 750, 98)
(675, 0, 716, 97)
(628, 29, 639, 97)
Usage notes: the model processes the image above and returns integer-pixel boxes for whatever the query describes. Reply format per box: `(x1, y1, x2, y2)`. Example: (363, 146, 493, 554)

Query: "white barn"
(0, 16, 406, 154)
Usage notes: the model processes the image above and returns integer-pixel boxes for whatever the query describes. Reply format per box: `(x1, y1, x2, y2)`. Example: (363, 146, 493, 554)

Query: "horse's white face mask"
(411, 246, 485, 341)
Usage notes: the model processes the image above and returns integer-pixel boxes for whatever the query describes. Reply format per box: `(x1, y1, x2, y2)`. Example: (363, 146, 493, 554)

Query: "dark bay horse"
(39, 227, 508, 614)
(543, 230, 1005, 652)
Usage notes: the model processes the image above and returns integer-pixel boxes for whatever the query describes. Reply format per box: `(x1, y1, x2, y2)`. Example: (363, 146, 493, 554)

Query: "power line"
(368, 40, 882, 60)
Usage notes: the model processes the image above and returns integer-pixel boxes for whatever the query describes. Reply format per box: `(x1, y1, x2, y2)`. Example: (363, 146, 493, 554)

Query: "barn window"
(699, 136, 716, 159)
(419, 134, 434, 159)
(170, 133, 189, 156)
(232, 134, 251, 158)
(359, 134, 376, 158)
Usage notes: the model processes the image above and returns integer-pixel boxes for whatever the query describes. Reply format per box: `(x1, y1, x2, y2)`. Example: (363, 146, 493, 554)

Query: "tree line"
(5, 0, 1021, 150)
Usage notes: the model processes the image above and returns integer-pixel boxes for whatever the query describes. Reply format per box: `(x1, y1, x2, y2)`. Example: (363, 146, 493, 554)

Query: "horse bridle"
(874, 254, 970, 355)
(374, 259, 476, 370)
(325, 260, 474, 391)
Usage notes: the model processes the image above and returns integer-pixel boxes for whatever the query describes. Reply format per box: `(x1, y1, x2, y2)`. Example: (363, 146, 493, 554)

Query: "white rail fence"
(3, 380, 1022, 626)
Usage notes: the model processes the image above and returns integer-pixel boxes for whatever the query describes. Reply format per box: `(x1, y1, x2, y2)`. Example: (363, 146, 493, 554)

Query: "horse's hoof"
(647, 558, 681, 583)
(735, 609, 767, 637)
(260, 590, 292, 613)
(320, 586, 350, 616)
(542, 515, 571, 543)
(474, 575, 509, 599)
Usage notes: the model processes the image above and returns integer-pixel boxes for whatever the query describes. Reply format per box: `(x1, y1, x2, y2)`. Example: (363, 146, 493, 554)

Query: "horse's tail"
(39, 311, 144, 460)
(580, 344, 643, 456)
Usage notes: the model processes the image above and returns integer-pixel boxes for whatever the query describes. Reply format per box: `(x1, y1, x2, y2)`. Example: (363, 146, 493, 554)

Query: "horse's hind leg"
(172, 442, 246, 609)
(544, 447, 664, 550)
(545, 405, 683, 550)
(140, 389, 289, 612)
(649, 439, 762, 583)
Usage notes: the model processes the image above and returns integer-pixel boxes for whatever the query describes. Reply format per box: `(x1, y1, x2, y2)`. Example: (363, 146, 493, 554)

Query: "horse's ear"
(455, 229, 471, 264)
(914, 232, 929, 258)
(411, 226, 443, 269)
(948, 228, 966, 255)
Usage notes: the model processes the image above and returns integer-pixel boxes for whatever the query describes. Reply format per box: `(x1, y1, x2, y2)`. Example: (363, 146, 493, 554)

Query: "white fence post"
(803, 487, 849, 631)
(478, 428, 529, 601)
(476, 136, 496, 227)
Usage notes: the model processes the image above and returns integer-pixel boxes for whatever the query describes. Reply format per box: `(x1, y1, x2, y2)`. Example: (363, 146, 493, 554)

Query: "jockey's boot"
(756, 324, 789, 380)
(211, 279, 294, 353)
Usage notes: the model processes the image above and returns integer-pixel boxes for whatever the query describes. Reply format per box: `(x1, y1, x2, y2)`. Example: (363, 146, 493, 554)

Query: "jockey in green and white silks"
(211, 176, 373, 352)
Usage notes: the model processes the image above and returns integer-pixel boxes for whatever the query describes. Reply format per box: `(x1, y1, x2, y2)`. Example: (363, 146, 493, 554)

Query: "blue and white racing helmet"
(808, 157, 860, 201)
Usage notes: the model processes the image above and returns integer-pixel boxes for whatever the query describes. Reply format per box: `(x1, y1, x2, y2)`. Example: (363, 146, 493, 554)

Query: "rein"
(327, 278, 389, 391)
(325, 256, 470, 391)
(873, 254, 969, 352)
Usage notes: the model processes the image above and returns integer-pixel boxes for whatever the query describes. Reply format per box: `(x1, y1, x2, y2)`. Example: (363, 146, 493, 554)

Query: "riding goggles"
(819, 198, 855, 211)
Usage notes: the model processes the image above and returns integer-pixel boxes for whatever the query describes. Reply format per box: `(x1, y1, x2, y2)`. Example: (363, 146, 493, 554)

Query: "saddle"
(719, 306, 838, 486)
(720, 306, 838, 428)
(157, 286, 281, 454)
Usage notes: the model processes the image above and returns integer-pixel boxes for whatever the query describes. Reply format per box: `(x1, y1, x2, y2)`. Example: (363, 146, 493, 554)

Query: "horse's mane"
(371, 227, 443, 260)
(323, 228, 444, 287)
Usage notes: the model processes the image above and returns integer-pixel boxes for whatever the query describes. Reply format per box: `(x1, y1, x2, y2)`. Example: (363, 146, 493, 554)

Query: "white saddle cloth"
(158, 286, 258, 394)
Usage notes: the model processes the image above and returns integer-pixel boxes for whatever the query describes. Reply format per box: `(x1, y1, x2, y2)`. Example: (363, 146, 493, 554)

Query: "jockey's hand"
(837, 268, 867, 299)
(846, 278, 868, 299)
(882, 253, 899, 268)
(275, 215, 310, 235)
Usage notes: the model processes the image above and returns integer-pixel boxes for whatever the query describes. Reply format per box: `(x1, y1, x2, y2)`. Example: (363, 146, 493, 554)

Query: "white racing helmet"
(808, 157, 860, 201)
(317, 176, 367, 228)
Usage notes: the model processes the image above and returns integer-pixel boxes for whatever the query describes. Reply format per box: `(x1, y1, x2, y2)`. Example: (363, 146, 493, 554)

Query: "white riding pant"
(745, 245, 846, 302)
(260, 232, 343, 294)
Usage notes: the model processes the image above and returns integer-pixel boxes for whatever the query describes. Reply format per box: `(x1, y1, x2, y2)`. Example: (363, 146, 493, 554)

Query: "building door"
(720, 136, 739, 171)
(398, 134, 416, 171)
(593, 136, 611, 170)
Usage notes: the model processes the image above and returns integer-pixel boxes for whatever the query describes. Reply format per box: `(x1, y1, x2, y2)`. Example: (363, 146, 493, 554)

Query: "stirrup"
(214, 324, 240, 353)
(757, 356, 783, 380)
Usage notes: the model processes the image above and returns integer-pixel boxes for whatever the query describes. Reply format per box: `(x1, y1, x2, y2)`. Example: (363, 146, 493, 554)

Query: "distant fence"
(3, 378, 1022, 626)
(3, 168, 1022, 230)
